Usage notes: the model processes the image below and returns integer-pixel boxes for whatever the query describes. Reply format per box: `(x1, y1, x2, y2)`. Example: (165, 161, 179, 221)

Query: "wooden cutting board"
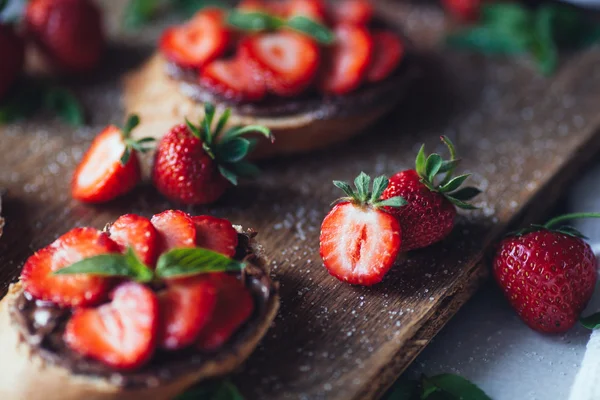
(2, 1, 600, 399)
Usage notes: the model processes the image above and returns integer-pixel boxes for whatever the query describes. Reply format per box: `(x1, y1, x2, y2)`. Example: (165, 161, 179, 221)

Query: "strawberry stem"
(544, 212, 600, 229)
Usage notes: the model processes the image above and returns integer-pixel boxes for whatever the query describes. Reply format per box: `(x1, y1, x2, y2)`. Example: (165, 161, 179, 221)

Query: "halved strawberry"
(367, 30, 404, 83)
(330, 0, 373, 25)
(286, 0, 327, 22)
(64, 282, 159, 370)
(318, 24, 373, 95)
(157, 277, 217, 350)
(192, 215, 239, 258)
(319, 173, 405, 286)
(199, 57, 266, 102)
(196, 274, 255, 351)
(151, 210, 196, 252)
(240, 31, 320, 97)
(159, 8, 230, 68)
(21, 227, 119, 307)
(238, 0, 287, 15)
(109, 214, 160, 267)
(71, 125, 142, 203)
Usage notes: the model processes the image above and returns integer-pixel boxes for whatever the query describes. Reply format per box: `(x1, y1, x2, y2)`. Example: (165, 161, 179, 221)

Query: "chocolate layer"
(10, 231, 277, 390)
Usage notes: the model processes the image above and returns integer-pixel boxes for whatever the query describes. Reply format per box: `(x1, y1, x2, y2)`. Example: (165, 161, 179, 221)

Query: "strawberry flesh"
(157, 277, 218, 350)
(109, 214, 160, 267)
(197, 274, 255, 351)
(319, 202, 401, 286)
(286, 0, 327, 22)
(367, 30, 404, 83)
(21, 227, 119, 307)
(64, 282, 159, 370)
(330, 0, 374, 25)
(151, 210, 197, 252)
(199, 57, 266, 102)
(192, 215, 239, 258)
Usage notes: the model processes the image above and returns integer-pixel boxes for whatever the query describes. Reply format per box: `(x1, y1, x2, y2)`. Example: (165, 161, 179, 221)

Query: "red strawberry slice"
(238, 0, 287, 15)
(157, 277, 218, 350)
(330, 0, 374, 25)
(286, 0, 327, 22)
(318, 24, 373, 95)
(319, 202, 401, 286)
(109, 214, 160, 267)
(71, 126, 141, 203)
(159, 8, 230, 68)
(240, 32, 320, 97)
(151, 210, 197, 252)
(199, 57, 266, 102)
(197, 274, 255, 351)
(192, 215, 239, 258)
(367, 30, 404, 83)
(64, 282, 159, 370)
(21, 227, 119, 307)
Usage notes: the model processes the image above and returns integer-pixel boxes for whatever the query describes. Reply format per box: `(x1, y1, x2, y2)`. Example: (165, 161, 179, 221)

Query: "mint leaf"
(447, 26, 531, 54)
(44, 86, 85, 126)
(286, 16, 334, 44)
(53, 248, 154, 282)
(176, 380, 244, 400)
(155, 247, 245, 279)
(580, 312, 600, 329)
(531, 6, 558, 76)
(481, 3, 532, 31)
(123, 0, 162, 29)
(423, 374, 491, 400)
(227, 10, 283, 32)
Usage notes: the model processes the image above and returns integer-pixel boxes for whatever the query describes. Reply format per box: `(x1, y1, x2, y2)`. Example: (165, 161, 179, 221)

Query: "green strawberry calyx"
(119, 114, 156, 165)
(333, 172, 407, 209)
(415, 135, 481, 210)
(512, 212, 600, 238)
(185, 103, 274, 186)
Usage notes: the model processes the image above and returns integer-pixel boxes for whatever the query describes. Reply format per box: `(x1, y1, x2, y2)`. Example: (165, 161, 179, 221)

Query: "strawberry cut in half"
(199, 57, 266, 102)
(159, 8, 230, 69)
(151, 210, 197, 252)
(21, 227, 119, 307)
(241, 31, 320, 97)
(71, 115, 153, 203)
(158, 277, 218, 350)
(64, 282, 159, 370)
(286, 0, 327, 22)
(330, 0, 374, 25)
(197, 273, 255, 351)
(367, 30, 404, 83)
(109, 214, 160, 267)
(192, 215, 239, 258)
(319, 173, 405, 286)
(318, 24, 373, 95)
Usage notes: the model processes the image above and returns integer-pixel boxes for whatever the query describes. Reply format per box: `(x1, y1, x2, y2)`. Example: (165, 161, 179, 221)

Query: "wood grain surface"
(2, 1, 600, 399)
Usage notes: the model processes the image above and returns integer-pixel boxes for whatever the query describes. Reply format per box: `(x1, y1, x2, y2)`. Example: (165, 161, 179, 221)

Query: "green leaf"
(123, 0, 162, 29)
(220, 124, 273, 143)
(333, 180, 355, 198)
(175, 0, 225, 18)
(440, 174, 470, 193)
(481, 2, 532, 31)
(354, 172, 370, 202)
(415, 144, 427, 178)
(384, 378, 420, 400)
(217, 138, 251, 163)
(203, 103, 216, 143)
(449, 187, 481, 201)
(53, 248, 154, 282)
(286, 16, 335, 45)
(446, 196, 478, 210)
(120, 146, 132, 165)
(580, 312, 600, 329)
(423, 374, 491, 400)
(377, 196, 407, 208)
(214, 108, 231, 137)
(227, 10, 283, 32)
(438, 159, 462, 174)
(218, 165, 238, 185)
(370, 175, 389, 203)
(226, 161, 260, 179)
(122, 114, 140, 138)
(531, 6, 558, 76)
(176, 380, 244, 400)
(156, 247, 245, 279)
(43, 87, 85, 126)
(425, 154, 443, 183)
(447, 26, 531, 55)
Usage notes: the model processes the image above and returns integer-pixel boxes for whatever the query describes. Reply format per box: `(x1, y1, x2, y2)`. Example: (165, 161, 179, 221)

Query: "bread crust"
(123, 54, 410, 159)
(0, 231, 278, 400)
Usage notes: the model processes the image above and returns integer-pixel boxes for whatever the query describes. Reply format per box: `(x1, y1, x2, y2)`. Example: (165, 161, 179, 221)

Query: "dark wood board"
(2, 1, 600, 399)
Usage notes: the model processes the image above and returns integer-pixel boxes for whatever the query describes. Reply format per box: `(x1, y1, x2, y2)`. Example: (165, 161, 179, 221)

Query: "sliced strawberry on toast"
(192, 215, 239, 258)
(21, 227, 119, 307)
(159, 8, 230, 68)
(240, 31, 320, 97)
(109, 214, 160, 267)
(318, 24, 373, 95)
(197, 274, 255, 351)
(64, 282, 159, 370)
(151, 210, 197, 252)
(157, 277, 218, 350)
(330, 0, 374, 25)
(367, 30, 404, 83)
(199, 57, 266, 102)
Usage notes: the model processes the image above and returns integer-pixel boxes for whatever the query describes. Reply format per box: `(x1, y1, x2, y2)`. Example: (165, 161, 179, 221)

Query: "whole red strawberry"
(0, 24, 25, 100)
(25, 0, 105, 72)
(152, 103, 273, 205)
(381, 136, 480, 251)
(493, 213, 600, 333)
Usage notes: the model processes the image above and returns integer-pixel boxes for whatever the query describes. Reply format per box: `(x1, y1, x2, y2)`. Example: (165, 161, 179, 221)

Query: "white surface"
(405, 163, 600, 400)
